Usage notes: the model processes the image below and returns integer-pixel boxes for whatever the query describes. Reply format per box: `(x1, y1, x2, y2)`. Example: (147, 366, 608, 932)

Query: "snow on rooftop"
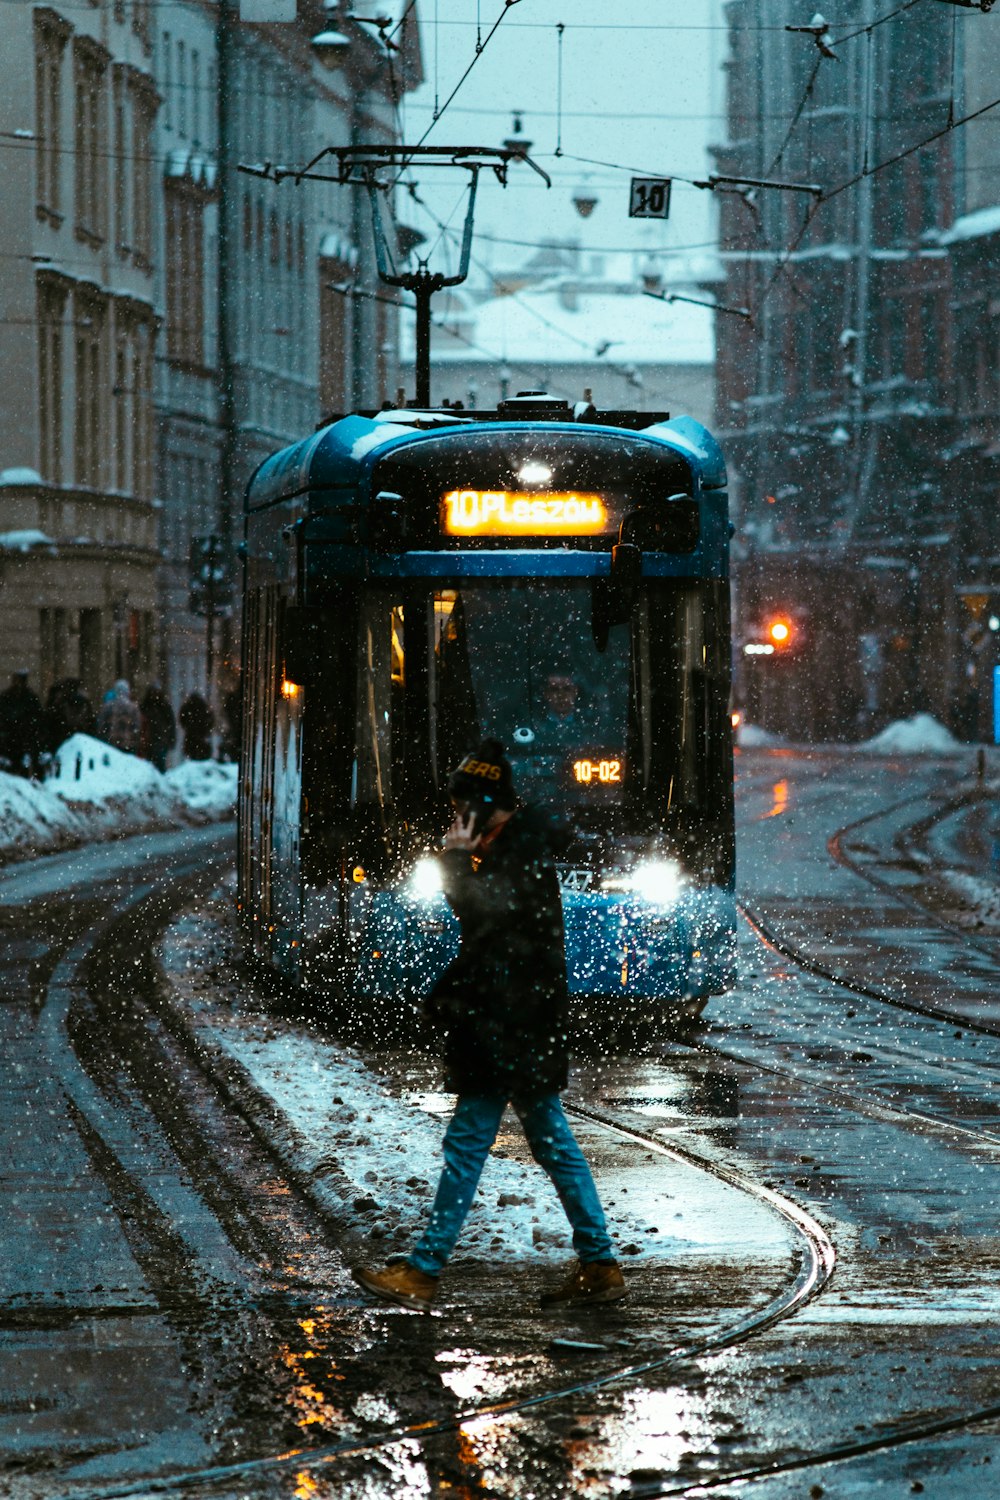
(0, 467, 44, 486)
(939, 204, 1000, 245)
(0, 530, 56, 552)
(409, 280, 714, 369)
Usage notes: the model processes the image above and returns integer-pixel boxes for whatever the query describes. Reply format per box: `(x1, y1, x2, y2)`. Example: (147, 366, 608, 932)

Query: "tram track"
(737, 773, 1000, 1042)
(27, 774, 1000, 1499)
(31, 850, 838, 1500)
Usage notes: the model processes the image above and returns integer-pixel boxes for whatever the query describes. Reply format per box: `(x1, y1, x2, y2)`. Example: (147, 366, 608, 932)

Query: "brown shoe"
(352, 1262, 438, 1311)
(541, 1259, 628, 1307)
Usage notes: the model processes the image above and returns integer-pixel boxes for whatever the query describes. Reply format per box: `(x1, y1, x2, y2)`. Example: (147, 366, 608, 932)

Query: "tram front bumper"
(347, 882, 737, 1005)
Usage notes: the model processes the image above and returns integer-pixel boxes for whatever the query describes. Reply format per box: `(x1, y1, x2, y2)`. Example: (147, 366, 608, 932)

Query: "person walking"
(95, 679, 142, 754)
(139, 683, 176, 772)
(353, 738, 626, 1312)
(178, 691, 213, 760)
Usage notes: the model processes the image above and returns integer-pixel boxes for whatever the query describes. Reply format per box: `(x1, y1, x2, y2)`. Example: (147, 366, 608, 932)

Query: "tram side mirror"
(369, 491, 407, 551)
(592, 541, 642, 652)
(284, 606, 330, 687)
(650, 494, 700, 552)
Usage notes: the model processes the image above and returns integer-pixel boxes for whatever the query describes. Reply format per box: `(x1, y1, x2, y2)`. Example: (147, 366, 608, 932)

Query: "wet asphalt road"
(1, 753, 1000, 1498)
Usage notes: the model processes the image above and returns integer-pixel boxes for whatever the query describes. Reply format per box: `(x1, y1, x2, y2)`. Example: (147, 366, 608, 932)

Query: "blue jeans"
(408, 1093, 614, 1275)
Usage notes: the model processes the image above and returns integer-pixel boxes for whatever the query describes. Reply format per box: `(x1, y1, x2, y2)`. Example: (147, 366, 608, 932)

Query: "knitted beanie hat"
(447, 737, 516, 810)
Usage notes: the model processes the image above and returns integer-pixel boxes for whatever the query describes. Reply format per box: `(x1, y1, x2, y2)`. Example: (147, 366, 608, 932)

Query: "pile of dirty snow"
(936, 868, 1000, 932)
(859, 713, 962, 754)
(0, 734, 236, 863)
(0, 773, 91, 860)
(737, 722, 787, 748)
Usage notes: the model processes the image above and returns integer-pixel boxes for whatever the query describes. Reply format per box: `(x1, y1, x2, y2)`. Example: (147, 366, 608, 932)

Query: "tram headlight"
(603, 858, 683, 906)
(407, 857, 444, 900)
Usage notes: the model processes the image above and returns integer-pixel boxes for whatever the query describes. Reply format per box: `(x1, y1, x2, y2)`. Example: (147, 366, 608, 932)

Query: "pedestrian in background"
(95, 679, 142, 755)
(140, 683, 176, 772)
(41, 678, 95, 755)
(353, 739, 626, 1312)
(179, 691, 213, 760)
(0, 670, 44, 777)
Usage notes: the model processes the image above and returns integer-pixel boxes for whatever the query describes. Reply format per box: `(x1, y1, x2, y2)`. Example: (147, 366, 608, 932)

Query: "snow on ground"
(0, 734, 235, 863)
(738, 714, 970, 754)
(935, 869, 1000, 932)
(163, 905, 675, 1268)
(859, 713, 962, 754)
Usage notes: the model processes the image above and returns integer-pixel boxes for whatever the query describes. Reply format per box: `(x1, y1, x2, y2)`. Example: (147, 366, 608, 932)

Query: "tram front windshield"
(434, 583, 630, 815)
(350, 575, 731, 871)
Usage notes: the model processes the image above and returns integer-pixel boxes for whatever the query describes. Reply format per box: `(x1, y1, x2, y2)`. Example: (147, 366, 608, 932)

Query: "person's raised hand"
(443, 808, 481, 852)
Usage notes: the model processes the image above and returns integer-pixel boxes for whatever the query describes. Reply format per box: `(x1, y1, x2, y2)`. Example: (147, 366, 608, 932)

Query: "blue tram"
(238, 394, 736, 1018)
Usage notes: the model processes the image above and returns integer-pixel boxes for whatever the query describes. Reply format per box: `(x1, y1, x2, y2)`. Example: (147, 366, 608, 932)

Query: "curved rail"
(46, 876, 835, 1500)
(737, 774, 1000, 1038)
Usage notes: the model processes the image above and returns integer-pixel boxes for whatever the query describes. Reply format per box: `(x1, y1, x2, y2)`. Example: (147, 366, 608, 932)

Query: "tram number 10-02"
(573, 758, 622, 785)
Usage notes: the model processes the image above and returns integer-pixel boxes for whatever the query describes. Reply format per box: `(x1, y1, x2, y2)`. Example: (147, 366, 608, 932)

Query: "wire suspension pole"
(555, 23, 565, 157)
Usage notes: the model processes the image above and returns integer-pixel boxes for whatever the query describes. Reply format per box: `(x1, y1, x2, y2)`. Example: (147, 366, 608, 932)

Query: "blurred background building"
(410, 246, 717, 424)
(0, 0, 420, 709)
(714, 0, 1000, 741)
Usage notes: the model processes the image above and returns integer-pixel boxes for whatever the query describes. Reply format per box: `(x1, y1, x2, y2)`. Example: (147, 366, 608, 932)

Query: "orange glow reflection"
(766, 779, 789, 818)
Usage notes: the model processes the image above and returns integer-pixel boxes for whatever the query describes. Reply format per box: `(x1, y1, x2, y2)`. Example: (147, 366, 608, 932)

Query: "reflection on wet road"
(2, 752, 1000, 1497)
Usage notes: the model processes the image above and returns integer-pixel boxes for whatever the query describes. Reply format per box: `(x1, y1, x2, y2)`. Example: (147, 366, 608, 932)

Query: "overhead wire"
(721, 0, 987, 327)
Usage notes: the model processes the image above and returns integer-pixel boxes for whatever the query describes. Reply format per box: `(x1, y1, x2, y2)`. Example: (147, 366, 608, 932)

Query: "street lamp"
(572, 181, 599, 218)
(311, 28, 352, 66)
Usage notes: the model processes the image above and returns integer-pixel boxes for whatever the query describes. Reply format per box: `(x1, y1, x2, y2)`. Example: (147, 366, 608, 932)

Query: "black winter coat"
(426, 805, 570, 1097)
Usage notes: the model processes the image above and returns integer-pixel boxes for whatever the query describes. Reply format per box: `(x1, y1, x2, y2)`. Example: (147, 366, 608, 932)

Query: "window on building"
(39, 607, 70, 694)
(132, 0, 151, 53)
(35, 10, 70, 222)
(130, 76, 156, 267)
(162, 30, 172, 129)
(73, 37, 109, 244)
(73, 289, 107, 488)
(113, 336, 130, 492)
(880, 294, 906, 381)
(37, 274, 68, 484)
(177, 39, 186, 138)
(191, 49, 201, 146)
(164, 184, 206, 366)
(132, 318, 154, 499)
(918, 291, 939, 385)
(112, 66, 129, 254)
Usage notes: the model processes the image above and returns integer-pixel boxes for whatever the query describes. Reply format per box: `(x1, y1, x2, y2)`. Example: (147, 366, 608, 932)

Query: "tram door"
(270, 598, 304, 948)
(240, 584, 279, 949)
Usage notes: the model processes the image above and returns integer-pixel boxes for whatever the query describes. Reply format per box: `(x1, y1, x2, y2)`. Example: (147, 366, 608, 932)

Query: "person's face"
(545, 675, 578, 717)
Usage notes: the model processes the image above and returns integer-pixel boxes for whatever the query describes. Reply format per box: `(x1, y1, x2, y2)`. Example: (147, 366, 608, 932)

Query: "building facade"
(1, 0, 160, 708)
(0, 0, 419, 717)
(418, 252, 716, 425)
(156, 0, 420, 706)
(714, 0, 1000, 740)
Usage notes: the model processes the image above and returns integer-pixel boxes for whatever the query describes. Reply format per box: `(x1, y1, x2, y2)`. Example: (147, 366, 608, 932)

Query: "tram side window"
(430, 590, 481, 780)
(636, 581, 728, 816)
(298, 597, 358, 884)
(354, 591, 404, 819)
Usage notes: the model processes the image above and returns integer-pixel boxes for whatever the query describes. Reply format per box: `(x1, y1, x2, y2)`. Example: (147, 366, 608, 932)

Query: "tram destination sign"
(442, 488, 611, 538)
